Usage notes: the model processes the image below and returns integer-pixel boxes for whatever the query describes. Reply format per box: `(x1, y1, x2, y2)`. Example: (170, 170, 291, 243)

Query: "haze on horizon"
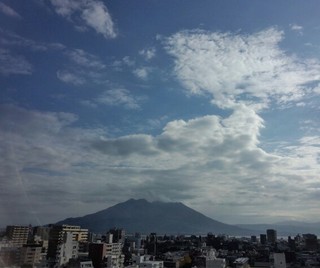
(1, 0, 320, 227)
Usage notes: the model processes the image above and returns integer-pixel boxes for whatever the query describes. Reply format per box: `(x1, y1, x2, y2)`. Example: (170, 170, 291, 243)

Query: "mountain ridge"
(56, 199, 320, 235)
(56, 198, 253, 235)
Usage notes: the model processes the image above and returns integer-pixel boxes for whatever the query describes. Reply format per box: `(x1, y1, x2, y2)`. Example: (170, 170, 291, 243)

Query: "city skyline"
(1, 0, 320, 226)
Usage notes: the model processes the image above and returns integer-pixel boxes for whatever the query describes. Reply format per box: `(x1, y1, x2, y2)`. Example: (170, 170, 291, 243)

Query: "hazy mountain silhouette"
(56, 199, 252, 235)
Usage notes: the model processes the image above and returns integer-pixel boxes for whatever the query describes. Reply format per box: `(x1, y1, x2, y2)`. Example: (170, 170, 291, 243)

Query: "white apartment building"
(132, 254, 164, 268)
(55, 232, 79, 267)
(104, 233, 124, 268)
(272, 253, 286, 268)
(234, 258, 250, 268)
(206, 249, 226, 268)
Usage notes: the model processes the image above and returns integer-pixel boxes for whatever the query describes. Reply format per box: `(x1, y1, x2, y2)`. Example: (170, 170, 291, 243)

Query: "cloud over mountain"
(1, 98, 319, 225)
(2, 1, 320, 227)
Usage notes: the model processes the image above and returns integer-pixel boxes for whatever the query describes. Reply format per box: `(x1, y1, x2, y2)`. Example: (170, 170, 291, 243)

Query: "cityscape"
(0, 223, 320, 268)
(1, 1, 320, 268)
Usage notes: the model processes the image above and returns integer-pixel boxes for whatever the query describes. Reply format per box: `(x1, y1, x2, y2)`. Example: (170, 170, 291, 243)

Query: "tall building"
(60, 225, 88, 242)
(47, 225, 87, 267)
(20, 243, 43, 267)
(272, 253, 286, 268)
(260, 234, 267, 245)
(89, 233, 124, 268)
(6, 225, 30, 247)
(107, 228, 125, 244)
(266, 229, 277, 244)
(89, 243, 108, 268)
(55, 232, 79, 267)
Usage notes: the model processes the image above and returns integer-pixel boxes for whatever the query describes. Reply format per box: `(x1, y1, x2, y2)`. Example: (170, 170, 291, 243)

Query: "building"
(251, 236, 257, 243)
(266, 229, 277, 244)
(206, 258, 226, 268)
(272, 253, 286, 268)
(106, 241, 122, 256)
(80, 260, 94, 268)
(32, 226, 50, 254)
(20, 243, 43, 267)
(107, 228, 125, 244)
(105, 234, 124, 268)
(0, 246, 19, 267)
(6, 225, 30, 247)
(55, 232, 79, 267)
(139, 260, 164, 268)
(260, 234, 267, 245)
(105, 254, 125, 268)
(60, 225, 88, 242)
(303, 234, 318, 251)
(132, 255, 164, 268)
(206, 249, 226, 268)
(47, 225, 86, 267)
(234, 258, 250, 268)
(89, 242, 107, 268)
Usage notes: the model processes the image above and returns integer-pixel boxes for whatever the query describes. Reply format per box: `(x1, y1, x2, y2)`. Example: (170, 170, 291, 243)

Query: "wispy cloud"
(95, 88, 144, 109)
(112, 56, 135, 71)
(56, 70, 85, 85)
(50, 0, 116, 39)
(0, 49, 33, 75)
(0, 2, 21, 19)
(0, 28, 65, 51)
(57, 48, 107, 85)
(139, 47, 156, 61)
(65, 48, 106, 69)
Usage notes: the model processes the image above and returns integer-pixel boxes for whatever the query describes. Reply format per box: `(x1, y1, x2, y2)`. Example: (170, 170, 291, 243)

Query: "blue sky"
(1, 0, 320, 226)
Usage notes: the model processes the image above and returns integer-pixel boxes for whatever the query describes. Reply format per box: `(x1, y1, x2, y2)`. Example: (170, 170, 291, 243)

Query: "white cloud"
(56, 70, 85, 85)
(95, 88, 143, 109)
(139, 47, 156, 61)
(1, 103, 320, 224)
(133, 67, 149, 80)
(122, 56, 135, 66)
(57, 48, 107, 85)
(50, 0, 116, 39)
(0, 28, 66, 51)
(0, 2, 21, 18)
(0, 49, 33, 75)
(290, 23, 303, 33)
(113, 56, 135, 70)
(165, 28, 320, 110)
(81, 1, 116, 39)
(65, 48, 105, 69)
(50, 0, 81, 16)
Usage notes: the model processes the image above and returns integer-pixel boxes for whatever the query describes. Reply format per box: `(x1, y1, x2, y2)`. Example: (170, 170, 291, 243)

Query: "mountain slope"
(56, 199, 251, 235)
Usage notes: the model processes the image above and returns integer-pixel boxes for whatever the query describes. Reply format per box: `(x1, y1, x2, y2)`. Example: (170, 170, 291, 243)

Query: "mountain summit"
(56, 199, 250, 235)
